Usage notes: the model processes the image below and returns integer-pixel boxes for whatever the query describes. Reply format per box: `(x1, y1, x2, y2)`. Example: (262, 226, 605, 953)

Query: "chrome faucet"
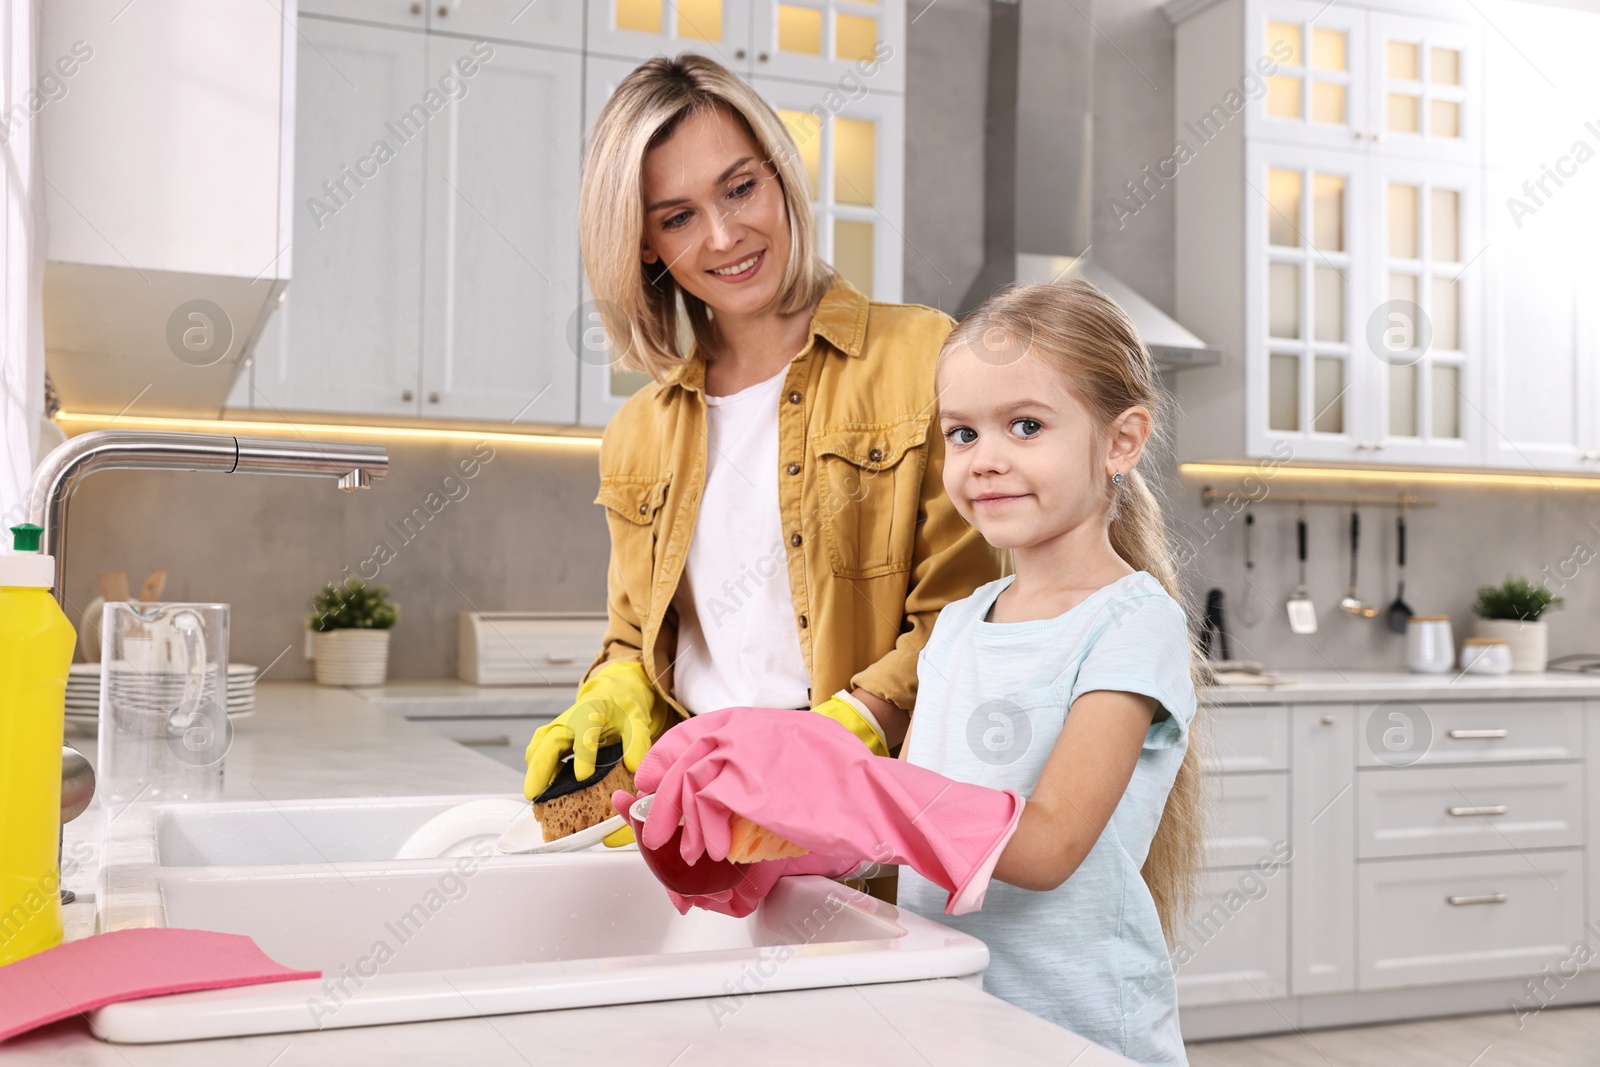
(27, 429, 389, 824)
(29, 430, 388, 601)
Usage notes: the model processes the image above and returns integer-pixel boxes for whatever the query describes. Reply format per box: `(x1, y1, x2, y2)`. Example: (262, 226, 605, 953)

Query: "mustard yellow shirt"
(585, 273, 1004, 720)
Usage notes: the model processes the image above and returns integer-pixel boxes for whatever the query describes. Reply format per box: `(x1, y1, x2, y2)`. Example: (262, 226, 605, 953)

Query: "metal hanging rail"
(1199, 486, 1437, 509)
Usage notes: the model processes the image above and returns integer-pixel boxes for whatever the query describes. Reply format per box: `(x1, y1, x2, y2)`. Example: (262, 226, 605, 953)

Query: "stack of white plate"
(65, 663, 258, 725)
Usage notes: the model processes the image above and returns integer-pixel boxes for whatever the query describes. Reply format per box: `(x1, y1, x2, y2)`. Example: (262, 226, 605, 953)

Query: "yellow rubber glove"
(811, 690, 890, 758)
(523, 660, 677, 847)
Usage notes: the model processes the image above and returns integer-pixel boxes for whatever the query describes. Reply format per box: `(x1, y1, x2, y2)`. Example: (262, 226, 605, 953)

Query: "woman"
(524, 54, 1001, 847)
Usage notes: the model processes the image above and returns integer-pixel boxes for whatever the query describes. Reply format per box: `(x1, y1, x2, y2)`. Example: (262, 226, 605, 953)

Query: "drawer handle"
(545, 653, 576, 664)
(1447, 729, 1508, 739)
(457, 736, 512, 747)
(1447, 805, 1507, 817)
(1446, 893, 1507, 906)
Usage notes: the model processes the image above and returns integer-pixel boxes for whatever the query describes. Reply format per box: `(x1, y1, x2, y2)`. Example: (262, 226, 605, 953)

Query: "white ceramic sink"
(92, 796, 989, 1043)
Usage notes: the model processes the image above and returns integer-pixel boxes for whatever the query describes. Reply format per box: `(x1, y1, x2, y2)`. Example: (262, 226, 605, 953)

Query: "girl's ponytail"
(944, 276, 1211, 944)
(1108, 469, 1211, 943)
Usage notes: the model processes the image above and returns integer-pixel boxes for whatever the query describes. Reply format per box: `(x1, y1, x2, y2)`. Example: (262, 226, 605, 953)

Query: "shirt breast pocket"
(594, 472, 672, 583)
(811, 414, 930, 579)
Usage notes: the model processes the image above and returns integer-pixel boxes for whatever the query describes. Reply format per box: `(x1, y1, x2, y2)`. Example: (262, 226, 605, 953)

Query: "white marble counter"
(37, 683, 1135, 1066)
(1205, 668, 1600, 705)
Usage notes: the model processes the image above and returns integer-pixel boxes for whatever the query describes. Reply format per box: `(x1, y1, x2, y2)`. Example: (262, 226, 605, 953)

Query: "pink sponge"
(0, 928, 318, 1043)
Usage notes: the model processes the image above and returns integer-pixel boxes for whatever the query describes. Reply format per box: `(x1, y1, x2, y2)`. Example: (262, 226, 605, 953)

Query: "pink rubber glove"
(632, 708, 1024, 916)
(611, 787, 855, 917)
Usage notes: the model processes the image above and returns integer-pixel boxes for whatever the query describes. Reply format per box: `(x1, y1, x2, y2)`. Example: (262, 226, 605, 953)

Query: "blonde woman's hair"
(940, 275, 1211, 945)
(579, 54, 834, 379)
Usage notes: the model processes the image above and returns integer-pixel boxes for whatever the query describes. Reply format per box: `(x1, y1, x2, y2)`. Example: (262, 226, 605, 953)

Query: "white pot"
(1473, 617, 1548, 673)
(312, 628, 392, 686)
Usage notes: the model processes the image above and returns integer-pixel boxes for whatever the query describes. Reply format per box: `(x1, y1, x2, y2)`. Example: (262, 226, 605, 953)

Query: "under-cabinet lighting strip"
(1179, 462, 1600, 492)
(54, 412, 604, 448)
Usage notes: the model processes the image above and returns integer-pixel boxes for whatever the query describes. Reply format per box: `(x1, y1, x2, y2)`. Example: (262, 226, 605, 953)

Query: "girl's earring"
(1112, 472, 1125, 485)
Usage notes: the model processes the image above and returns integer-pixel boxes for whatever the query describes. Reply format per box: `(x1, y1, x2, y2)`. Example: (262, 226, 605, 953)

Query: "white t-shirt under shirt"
(670, 365, 811, 715)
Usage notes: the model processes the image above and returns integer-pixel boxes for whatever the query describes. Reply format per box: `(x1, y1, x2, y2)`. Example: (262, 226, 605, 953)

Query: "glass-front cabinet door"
(587, 0, 755, 70)
(749, 0, 904, 92)
(1248, 0, 1369, 151)
(1248, 142, 1371, 461)
(1367, 157, 1480, 465)
(1365, 11, 1480, 164)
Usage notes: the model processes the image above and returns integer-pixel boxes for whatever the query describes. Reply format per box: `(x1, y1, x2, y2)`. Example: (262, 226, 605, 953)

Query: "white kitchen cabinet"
(419, 38, 581, 422)
(433, 0, 584, 48)
(1358, 849, 1584, 990)
(1172, 0, 1494, 470)
(298, 0, 430, 30)
(1175, 866, 1290, 1008)
(587, 0, 755, 69)
(1289, 704, 1356, 996)
(1356, 761, 1584, 859)
(750, 0, 902, 92)
(587, 1, 901, 92)
(253, 16, 428, 417)
(252, 19, 580, 421)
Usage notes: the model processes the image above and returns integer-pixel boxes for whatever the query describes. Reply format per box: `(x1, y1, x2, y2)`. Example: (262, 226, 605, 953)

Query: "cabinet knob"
(437, 4, 448, 15)
(1581, 450, 1600, 461)
(758, 51, 769, 62)
(428, 391, 440, 404)
(735, 48, 746, 59)
(410, 1, 421, 13)
(402, 389, 414, 402)
(1321, 715, 1335, 725)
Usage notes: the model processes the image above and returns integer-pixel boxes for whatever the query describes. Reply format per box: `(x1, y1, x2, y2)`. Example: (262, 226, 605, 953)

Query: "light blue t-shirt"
(896, 570, 1196, 1067)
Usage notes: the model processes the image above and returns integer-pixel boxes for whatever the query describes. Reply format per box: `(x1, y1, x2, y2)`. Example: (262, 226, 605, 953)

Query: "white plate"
(495, 808, 626, 855)
(393, 798, 532, 860)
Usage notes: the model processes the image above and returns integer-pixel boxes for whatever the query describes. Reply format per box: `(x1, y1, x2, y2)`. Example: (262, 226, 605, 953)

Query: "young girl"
(618, 277, 1207, 1067)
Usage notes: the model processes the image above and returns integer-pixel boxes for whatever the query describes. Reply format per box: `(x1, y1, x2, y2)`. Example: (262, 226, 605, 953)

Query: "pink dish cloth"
(0, 928, 319, 1043)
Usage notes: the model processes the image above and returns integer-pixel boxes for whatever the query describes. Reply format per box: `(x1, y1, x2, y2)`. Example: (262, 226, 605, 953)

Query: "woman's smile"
(707, 249, 764, 282)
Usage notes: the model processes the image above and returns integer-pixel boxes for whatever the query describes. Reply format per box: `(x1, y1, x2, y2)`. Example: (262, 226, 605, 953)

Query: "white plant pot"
(1473, 617, 1548, 673)
(312, 629, 392, 686)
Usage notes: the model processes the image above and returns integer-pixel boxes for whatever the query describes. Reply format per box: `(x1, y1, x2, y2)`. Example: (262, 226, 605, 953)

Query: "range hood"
(959, 0, 1220, 369)
(39, 0, 295, 418)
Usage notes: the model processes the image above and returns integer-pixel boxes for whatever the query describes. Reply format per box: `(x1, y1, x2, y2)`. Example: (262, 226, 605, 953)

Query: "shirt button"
(788, 390, 802, 404)
(637, 503, 648, 514)
(790, 533, 802, 547)
(799, 615, 808, 628)
(786, 462, 801, 475)
(868, 448, 883, 463)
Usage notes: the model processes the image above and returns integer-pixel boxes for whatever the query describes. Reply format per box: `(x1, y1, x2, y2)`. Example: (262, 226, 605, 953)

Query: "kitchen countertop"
(33, 684, 1134, 1066)
(1207, 668, 1600, 704)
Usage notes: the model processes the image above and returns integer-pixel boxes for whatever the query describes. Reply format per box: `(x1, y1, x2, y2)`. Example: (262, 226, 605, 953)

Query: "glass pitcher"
(98, 602, 230, 806)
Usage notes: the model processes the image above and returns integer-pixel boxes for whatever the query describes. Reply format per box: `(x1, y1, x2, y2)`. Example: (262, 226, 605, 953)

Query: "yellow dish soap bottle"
(0, 523, 77, 965)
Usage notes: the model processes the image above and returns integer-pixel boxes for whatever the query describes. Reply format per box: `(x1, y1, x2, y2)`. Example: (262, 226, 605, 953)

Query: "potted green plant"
(1472, 576, 1562, 673)
(307, 580, 399, 686)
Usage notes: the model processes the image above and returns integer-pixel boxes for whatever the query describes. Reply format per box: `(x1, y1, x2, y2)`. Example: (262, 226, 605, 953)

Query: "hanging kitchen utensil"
(1385, 511, 1412, 634)
(1202, 588, 1231, 661)
(1286, 510, 1317, 635)
(1237, 510, 1264, 627)
(1340, 508, 1379, 618)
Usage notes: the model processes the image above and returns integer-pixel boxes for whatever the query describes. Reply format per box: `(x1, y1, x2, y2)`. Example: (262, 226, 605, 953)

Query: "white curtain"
(0, 0, 44, 537)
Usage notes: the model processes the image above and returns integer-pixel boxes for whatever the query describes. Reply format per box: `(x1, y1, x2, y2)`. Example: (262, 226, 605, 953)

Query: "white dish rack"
(457, 612, 607, 686)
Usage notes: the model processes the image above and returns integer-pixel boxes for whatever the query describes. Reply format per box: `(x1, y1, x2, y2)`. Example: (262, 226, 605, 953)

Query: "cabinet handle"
(1447, 805, 1507, 817)
(545, 653, 575, 664)
(1448, 728, 1508, 739)
(401, 389, 414, 402)
(437, 4, 448, 15)
(758, 51, 769, 62)
(457, 735, 512, 747)
(410, 1, 421, 13)
(1581, 450, 1600, 461)
(1321, 715, 1335, 725)
(1446, 893, 1506, 906)
(735, 48, 746, 59)
(428, 391, 440, 404)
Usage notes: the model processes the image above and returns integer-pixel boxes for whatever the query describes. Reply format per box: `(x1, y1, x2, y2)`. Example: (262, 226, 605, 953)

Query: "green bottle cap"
(10, 524, 43, 553)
